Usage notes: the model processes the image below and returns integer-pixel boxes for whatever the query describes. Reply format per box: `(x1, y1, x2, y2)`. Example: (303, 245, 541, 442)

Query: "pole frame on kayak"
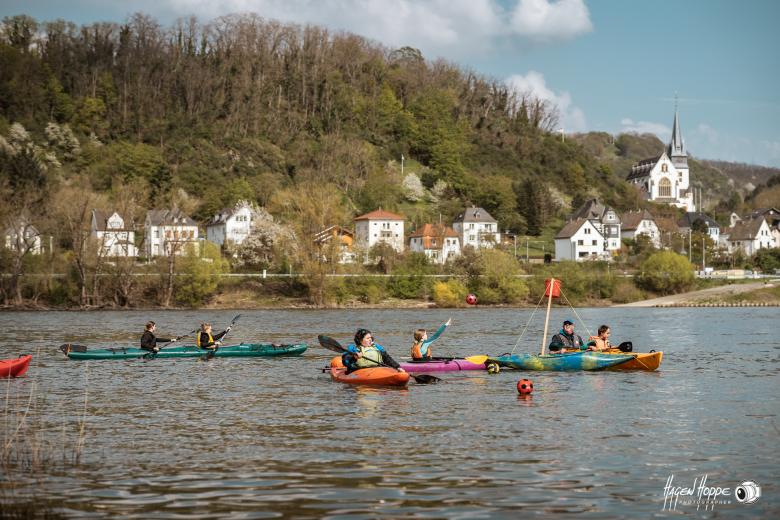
(540, 277, 555, 356)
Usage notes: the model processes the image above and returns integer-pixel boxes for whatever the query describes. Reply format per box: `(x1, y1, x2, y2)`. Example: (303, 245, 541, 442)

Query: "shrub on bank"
(636, 251, 695, 295)
(432, 279, 468, 307)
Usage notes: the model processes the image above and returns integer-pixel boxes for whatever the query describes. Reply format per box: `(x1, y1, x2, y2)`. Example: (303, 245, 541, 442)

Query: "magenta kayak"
(399, 358, 486, 372)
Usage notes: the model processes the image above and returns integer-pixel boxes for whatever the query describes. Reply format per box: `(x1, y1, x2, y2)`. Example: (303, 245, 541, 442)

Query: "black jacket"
(549, 330, 584, 351)
(198, 330, 228, 349)
(140, 330, 172, 351)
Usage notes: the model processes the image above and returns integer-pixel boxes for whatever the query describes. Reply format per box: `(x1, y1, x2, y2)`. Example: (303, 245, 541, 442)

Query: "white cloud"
(160, 0, 592, 57)
(693, 123, 719, 145)
(505, 71, 586, 131)
(510, 0, 593, 41)
(620, 118, 670, 139)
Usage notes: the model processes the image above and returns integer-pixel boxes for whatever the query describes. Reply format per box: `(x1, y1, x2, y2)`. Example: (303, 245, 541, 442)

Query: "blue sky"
(3, 0, 779, 167)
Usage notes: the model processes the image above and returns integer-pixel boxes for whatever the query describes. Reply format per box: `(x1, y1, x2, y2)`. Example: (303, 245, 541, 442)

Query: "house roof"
(146, 209, 197, 227)
(621, 209, 655, 231)
(354, 209, 404, 221)
(677, 212, 719, 230)
(206, 201, 254, 226)
(571, 198, 620, 223)
(92, 210, 131, 231)
(314, 225, 354, 244)
(555, 218, 602, 239)
(410, 224, 459, 250)
(453, 206, 497, 223)
(729, 218, 766, 241)
(627, 154, 663, 180)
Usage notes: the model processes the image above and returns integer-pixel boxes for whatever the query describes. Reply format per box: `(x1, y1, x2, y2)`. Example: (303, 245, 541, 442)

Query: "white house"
(206, 200, 254, 246)
(626, 108, 696, 211)
(409, 223, 460, 264)
(571, 199, 622, 252)
(727, 218, 776, 256)
(144, 209, 199, 257)
(678, 212, 720, 242)
(747, 208, 780, 247)
(354, 209, 405, 253)
(621, 209, 660, 248)
(3, 217, 42, 255)
(452, 206, 500, 250)
(91, 210, 137, 257)
(554, 218, 606, 261)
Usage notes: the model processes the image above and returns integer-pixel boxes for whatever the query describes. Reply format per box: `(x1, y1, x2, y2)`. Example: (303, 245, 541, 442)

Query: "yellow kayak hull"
(605, 349, 663, 371)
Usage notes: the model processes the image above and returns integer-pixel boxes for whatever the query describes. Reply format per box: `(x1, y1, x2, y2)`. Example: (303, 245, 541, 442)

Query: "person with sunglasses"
(342, 328, 405, 374)
(586, 325, 613, 351)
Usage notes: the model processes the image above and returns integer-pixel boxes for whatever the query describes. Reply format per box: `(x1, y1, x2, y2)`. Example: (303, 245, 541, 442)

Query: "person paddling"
(411, 318, 452, 360)
(140, 321, 177, 353)
(196, 322, 231, 353)
(343, 329, 405, 374)
(586, 325, 612, 351)
(548, 319, 584, 353)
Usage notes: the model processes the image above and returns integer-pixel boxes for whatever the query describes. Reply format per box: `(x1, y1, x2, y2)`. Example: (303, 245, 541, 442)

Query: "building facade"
(206, 200, 254, 246)
(554, 218, 606, 261)
(409, 223, 461, 264)
(354, 209, 405, 253)
(620, 209, 660, 247)
(91, 210, 137, 257)
(3, 217, 42, 255)
(452, 207, 500, 250)
(626, 109, 696, 211)
(571, 199, 622, 252)
(144, 209, 199, 257)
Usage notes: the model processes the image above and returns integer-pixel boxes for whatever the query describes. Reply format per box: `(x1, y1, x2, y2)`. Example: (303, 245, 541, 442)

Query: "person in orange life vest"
(140, 321, 177, 353)
(586, 325, 612, 351)
(196, 322, 230, 352)
(410, 318, 451, 360)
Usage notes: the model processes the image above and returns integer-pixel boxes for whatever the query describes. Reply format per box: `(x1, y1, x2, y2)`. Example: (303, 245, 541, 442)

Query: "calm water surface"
(1, 308, 778, 518)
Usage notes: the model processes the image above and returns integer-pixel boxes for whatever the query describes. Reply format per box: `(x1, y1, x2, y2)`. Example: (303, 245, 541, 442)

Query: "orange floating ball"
(517, 378, 533, 395)
(466, 293, 478, 305)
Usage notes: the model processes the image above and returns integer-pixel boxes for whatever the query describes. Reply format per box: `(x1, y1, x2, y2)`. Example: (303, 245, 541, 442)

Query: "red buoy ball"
(466, 293, 478, 305)
(517, 379, 533, 395)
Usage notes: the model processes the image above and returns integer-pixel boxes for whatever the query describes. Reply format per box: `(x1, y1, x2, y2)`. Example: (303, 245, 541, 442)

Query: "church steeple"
(667, 100, 688, 169)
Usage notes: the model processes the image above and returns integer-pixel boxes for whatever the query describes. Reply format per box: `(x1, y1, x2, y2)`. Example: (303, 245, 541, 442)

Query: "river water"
(1, 308, 778, 518)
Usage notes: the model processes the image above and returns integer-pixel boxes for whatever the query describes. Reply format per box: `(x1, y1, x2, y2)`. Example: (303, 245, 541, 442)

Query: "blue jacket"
(416, 321, 449, 358)
(342, 343, 399, 372)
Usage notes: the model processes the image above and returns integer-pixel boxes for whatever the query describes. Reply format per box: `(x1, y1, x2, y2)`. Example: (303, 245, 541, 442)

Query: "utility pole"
(401, 154, 404, 176)
(560, 128, 565, 143)
(702, 237, 706, 271)
(526, 236, 529, 263)
(688, 230, 692, 262)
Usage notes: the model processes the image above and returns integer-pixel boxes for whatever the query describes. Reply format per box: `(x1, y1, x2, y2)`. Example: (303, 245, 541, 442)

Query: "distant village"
(4, 109, 779, 272)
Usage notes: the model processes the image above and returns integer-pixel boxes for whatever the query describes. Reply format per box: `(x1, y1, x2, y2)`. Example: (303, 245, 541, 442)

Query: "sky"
(3, 0, 779, 167)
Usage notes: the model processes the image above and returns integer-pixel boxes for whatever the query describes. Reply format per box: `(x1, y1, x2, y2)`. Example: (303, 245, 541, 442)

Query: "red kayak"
(329, 356, 409, 387)
(0, 354, 32, 378)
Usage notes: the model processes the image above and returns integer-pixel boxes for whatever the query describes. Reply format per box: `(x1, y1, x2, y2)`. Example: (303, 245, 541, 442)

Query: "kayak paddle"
(144, 328, 199, 359)
(202, 314, 242, 361)
(317, 335, 441, 384)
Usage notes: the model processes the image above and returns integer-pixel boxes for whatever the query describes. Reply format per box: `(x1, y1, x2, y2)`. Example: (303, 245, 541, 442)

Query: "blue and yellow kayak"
(488, 351, 634, 371)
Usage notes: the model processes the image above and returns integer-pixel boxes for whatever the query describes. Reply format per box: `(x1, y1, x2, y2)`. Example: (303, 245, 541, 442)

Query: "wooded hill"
(1, 12, 777, 241)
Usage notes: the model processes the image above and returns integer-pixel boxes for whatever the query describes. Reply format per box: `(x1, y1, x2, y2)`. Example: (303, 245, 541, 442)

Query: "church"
(626, 109, 695, 211)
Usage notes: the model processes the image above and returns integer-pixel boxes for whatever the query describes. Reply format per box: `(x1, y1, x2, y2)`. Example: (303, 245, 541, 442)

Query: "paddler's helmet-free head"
(354, 328, 374, 347)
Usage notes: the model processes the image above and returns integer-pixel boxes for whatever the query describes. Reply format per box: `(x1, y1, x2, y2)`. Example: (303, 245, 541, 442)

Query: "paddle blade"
(618, 341, 633, 353)
(59, 343, 88, 354)
(318, 335, 347, 354)
(464, 355, 488, 364)
(412, 374, 441, 384)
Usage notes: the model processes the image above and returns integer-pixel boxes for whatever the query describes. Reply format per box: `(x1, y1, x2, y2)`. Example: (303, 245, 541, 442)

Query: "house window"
(469, 235, 476, 241)
(593, 240, 598, 246)
(577, 240, 583, 245)
(469, 224, 474, 230)
(659, 178, 672, 197)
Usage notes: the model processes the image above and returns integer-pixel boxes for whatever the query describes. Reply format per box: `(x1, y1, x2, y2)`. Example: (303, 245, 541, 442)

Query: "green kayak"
(60, 343, 308, 360)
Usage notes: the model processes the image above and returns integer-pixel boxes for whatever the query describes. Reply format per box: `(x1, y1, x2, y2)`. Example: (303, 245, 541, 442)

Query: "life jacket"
(355, 345, 383, 368)
(196, 331, 214, 348)
(411, 341, 430, 360)
(587, 335, 610, 351)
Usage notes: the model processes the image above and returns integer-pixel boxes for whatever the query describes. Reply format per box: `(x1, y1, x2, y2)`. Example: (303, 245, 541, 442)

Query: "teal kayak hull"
(488, 351, 633, 371)
(64, 343, 308, 360)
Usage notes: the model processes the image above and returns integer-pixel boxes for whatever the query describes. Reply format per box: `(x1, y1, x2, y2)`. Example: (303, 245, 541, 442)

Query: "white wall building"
(354, 209, 405, 253)
(727, 218, 776, 256)
(144, 209, 199, 257)
(571, 199, 622, 252)
(678, 212, 721, 243)
(409, 223, 460, 264)
(626, 108, 696, 211)
(3, 217, 42, 255)
(452, 207, 500, 250)
(206, 200, 254, 246)
(91, 210, 137, 257)
(621, 209, 660, 248)
(554, 218, 606, 261)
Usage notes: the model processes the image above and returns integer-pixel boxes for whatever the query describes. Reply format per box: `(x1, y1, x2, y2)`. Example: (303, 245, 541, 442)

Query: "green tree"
(636, 251, 695, 295)
(175, 242, 230, 307)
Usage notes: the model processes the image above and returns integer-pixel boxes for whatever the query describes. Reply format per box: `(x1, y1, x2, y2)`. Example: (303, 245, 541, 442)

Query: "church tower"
(667, 107, 688, 171)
